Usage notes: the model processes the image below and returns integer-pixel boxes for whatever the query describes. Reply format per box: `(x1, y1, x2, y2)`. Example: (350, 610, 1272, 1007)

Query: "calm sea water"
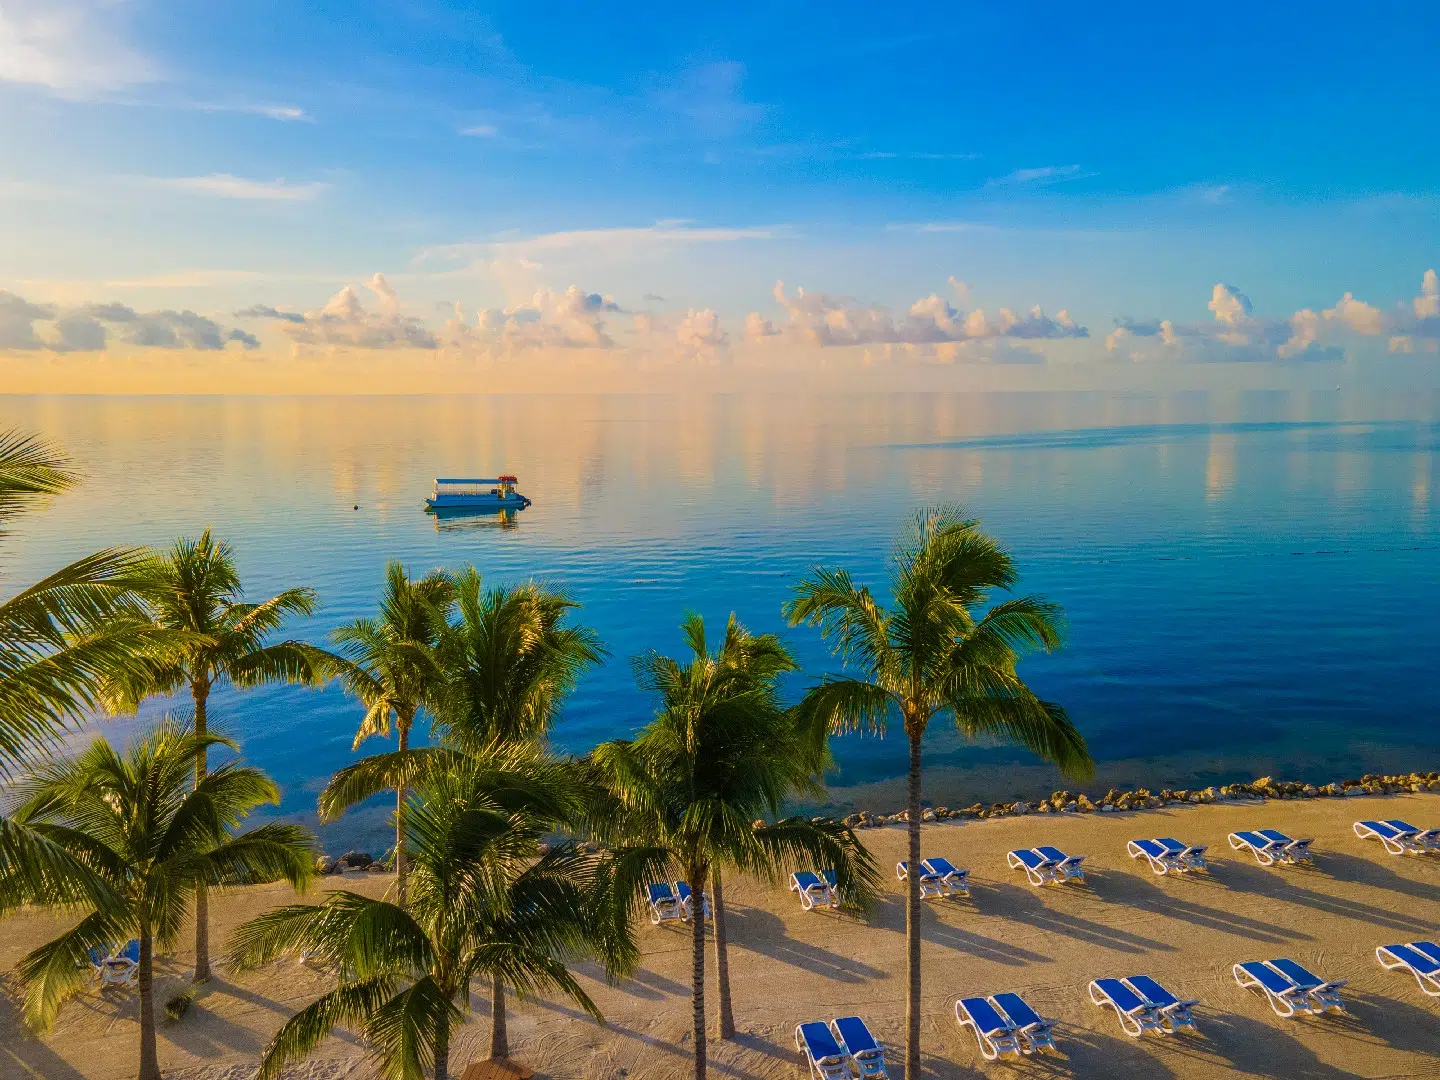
(3, 392, 1437, 849)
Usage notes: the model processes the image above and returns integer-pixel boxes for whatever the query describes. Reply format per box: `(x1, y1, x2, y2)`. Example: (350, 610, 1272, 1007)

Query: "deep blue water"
(3, 392, 1437, 849)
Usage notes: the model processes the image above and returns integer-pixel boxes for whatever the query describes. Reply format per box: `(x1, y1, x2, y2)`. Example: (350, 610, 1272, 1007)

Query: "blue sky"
(1, 1, 1438, 390)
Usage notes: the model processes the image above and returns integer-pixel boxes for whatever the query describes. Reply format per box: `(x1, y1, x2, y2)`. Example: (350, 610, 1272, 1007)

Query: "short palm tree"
(235, 748, 638, 1080)
(327, 561, 455, 909)
(589, 612, 881, 1080)
(0, 430, 157, 774)
(105, 528, 332, 980)
(0, 720, 314, 1080)
(785, 506, 1093, 1078)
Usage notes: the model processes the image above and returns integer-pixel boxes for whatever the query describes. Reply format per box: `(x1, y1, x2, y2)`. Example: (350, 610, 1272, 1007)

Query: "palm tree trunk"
(395, 717, 410, 910)
(711, 867, 735, 1040)
(434, 1007, 450, 1080)
(488, 973, 508, 1060)
(904, 729, 923, 1079)
(689, 865, 708, 1080)
(191, 677, 211, 982)
(136, 928, 161, 1080)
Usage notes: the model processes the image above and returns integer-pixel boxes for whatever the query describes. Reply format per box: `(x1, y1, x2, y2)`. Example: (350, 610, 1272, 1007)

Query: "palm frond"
(257, 978, 401, 1080)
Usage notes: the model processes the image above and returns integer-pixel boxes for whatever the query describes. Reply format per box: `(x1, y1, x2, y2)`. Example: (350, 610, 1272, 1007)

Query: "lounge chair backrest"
(674, 881, 691, 899)
(117, 940, 140, 964)
(1093, 978, 1149, 1013)
(647, 882, 676, 903)
(1258, 829, 1293, 845)
(87, 946, 109, 968)
(1410, 941, 1440, 965)
(1386, 820, 1421, 834)
(1233, 830, 1273, 848)
(1009, 848, 1045, 869)
(1125, 975, 1178, 1008)
(797, 1021, 846, 1060)
(1360, 820, 1401, 838)
(1131, 839, 1165, 857)
(1239, 961, 1295, 993)
(793, 870, 821, 889)
(820, 869, 837, 888)
(924, 856, 959, 876)
(992, 992, 1043, 1028)
(832, 1015, 879, 1053)
(1383, 944, 1440, 974)
(1268, 958, 1322, 990)
(958, 997, 1011, 1034)
(1155, 838, 1187, 854)
(1033, 845, 1069, 864)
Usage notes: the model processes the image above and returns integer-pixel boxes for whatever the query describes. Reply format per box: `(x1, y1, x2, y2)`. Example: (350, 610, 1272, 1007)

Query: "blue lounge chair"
(1386, 820, 1440, 852)
(1233, 960, 1314, 1017)
(673, 881, 711, 921)
(795, 1021, 854, 1079)
(830, 1015, 889, 1078)
(1158, 837, 1208, 871)
(646, 882, 684, 924)
(1006, 848, 1062, 886)
(955, 997, 1022, 1060)
(1089, 978, 1162, 1037)
(1124, 975, 1200, 1033)
(1377, 942, 1440, 997)
(819, 868, 840, 900)
(896, 861, 944, 899)
(84, 945, 112, 986)
(1258, 828, 1313, 864)
(102, 939, 140, 988)
(1267, 958, 1346, 1012)
(1354, 820, 1421, 855)
(1032, 846, 1086, 882)
(1128, 839, 1182, 875)
(991, 993, 1057, 1054)
(920, 857, 970, 897)
(791, 870, 837, 911)
(1228, 830, 1291, 866)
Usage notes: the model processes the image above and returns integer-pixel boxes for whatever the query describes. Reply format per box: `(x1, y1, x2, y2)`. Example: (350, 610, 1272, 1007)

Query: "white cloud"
(0, 288, 256, 352)
(1208, 283, 1252, 326)
(266, 276, 439, 350)
(0, 0, 154, 95)
(1415, 269, 1439, 320)
(675, 308, 726, 348)
(986, 164, 1091, 188)
(152, 174, 328, 201)
(460, 124, 499, 137)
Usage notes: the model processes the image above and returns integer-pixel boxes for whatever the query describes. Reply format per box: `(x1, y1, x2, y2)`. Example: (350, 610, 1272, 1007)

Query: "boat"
(425, 476, 532, 512)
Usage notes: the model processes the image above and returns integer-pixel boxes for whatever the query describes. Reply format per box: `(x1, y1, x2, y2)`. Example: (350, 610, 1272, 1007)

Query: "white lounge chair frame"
(1354, 820, 1421, 855)
(954, 999, 1022, 1060)
(1376, 942, 1440, 997)
(1233, 962, 1314, 1017)
(791, 871, 838, 911)
(1124, 975, 1200, 1034)
(794, 1022, 855, 1079)
(1088, 979, 1162, 1037)
(895, 861, 943, 900)
(920, 857, 971, 898)
(1006, 849, 1062, 886)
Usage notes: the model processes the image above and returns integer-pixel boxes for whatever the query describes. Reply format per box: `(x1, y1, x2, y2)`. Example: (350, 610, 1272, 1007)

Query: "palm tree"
(588, 612, 882, 1080)
(328, 561, 455, 909)
(106, 528, 332, 981)
(0, 719, 314, 1080)
(0, 430, 157, 774)
(235, 748, 638, 1080)
(785, 506, 1093, 1078)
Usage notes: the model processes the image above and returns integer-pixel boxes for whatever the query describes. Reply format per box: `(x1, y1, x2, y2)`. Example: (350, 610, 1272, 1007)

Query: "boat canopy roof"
(435, 476, 518, 485)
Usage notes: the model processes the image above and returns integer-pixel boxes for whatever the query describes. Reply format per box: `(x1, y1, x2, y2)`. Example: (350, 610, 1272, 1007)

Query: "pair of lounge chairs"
(1228, 829, 1313, 866)
(791, 869, 839, 911)
(1376, 940, 1440, 997)
(895, 857, 969, 899)
(1089, 975, 1200, 1036)
(1354, 819, 1440, 856)
(795, 1016, 889, 1078)
(1007, 846, 1085, 886)
(955, 993, 1057, 1059)
(644, 881, 710, 924)
(1127, 837, 1208, 875)
(85, 940, 140, 988)
(1233, 958, 1346, 1016)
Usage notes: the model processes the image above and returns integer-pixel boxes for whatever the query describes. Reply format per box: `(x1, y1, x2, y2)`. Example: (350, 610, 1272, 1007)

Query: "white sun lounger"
(920, 857, 970, 897)
(1258, 828, 1313, 864)
(1354, 820, 1421, 855)
(101, 939, 140, 988)
(1033, 845, 1086, 882)
(1386, 819, 1440, 852)
(1234, 959, 1345, 1017)
(955, 997, 1022, 1060)
(992, 993, 1057, 1054)
(1089, 978, 1163, 1037)
(791, 870, 838, 911)
(896, 861, 944, 899)
(1124, 975, 1200, 1033)
(1268, 958, 1346, 1012)
(1377, 942, 1440, 997)
(673, 880, 711, 921)
(1230, 829, 1311, 866)
(830, 1015, 889, 1078)
(795, 1021, 854, 1079)
(646, 882, 684, 924)
(1130, 837, 1209, 874)
(1007, 848, 1062, 886)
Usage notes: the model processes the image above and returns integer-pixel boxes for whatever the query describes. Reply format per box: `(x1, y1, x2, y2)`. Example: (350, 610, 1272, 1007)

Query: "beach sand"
(4, 793, 1439, 1079)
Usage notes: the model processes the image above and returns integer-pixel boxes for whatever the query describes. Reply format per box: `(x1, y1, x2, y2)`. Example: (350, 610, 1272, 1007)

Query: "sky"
(1, 0, 1438, 392)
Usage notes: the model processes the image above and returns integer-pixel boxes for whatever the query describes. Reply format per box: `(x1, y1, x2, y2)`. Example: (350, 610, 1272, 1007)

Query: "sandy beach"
(5, 792, 1439, 1080)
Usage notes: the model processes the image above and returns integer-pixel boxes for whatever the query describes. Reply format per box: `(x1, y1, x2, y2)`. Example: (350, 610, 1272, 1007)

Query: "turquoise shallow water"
(3, 392, 1437, 849)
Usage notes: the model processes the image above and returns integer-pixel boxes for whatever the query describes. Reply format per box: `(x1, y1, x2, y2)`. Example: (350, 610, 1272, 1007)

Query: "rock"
(366, 861, 387, 872)
(315, 855, 339, 875)
(339, 850, 373, 868)
(1036, 802, 1054, 813)
(1076, 794, 1095, 812)
(1010, 801, 1030, 815)
(921, 809, 937, 822)
(1063, 800, 1078, 813)
(1099, 803, 1116, 813)
(1345, 786, 1366, 796)
(843, 814, 861, 827)
(1189, 793, 1202, 803)
(1302, 785, 1318, 797)
(1429, 780, 1440, 792)
(753, 819, 766, 829)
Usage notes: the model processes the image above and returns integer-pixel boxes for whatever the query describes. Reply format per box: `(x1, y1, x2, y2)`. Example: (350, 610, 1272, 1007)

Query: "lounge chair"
(1124, 975, 1200, 1033)
(1032, 845, 1086, 882)
(955, 997, 1022, 1060)
(1007, 848, 1062, 886)
(1386, 820, 1440, 852)
(791, 870, 838, 911)
(1128, 839, 1182, 875)
(84, 945, 112, 986)
(1354, 820, 1421, 855)
(1159, 837, 1208, 871)
(1228, 830, 1295, 866)
(1258, 828, 1313, 864)
(1376, 942, 1440, 997)
(102, 939, 140, 988)
(920, 857, 971, 897)
(1089, 978, 1162, 1037)
(896, 861, 944, 900)
(992, 993, 1057, 1054)
(830, 1015, 889, 1078)
(1267, 958, 1346, 1013)
(645, 882, 684, 924)
(820, 868, 840, 901)
(673, 880, 711, 921)
(1233, 960, 1314, 1017)
(795, 1021, 854, 1079)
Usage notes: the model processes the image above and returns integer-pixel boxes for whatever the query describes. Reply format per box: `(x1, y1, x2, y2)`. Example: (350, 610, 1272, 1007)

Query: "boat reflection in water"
(426, 505, 522, 532)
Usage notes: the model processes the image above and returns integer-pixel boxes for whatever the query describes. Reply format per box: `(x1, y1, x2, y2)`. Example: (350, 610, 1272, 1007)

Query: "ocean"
(4, 391, 1437, 850)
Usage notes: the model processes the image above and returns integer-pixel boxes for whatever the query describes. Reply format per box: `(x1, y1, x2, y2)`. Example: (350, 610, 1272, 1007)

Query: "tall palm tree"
(785, 506, 1093, 1078)
(0, 719, 314, 1080)
(328, 561, 455, 909)
(589, 613, 882, 1080)
(235, 748, 639, 1080)
(0, 430, 157, 774)
(106, 528, 332, 981)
